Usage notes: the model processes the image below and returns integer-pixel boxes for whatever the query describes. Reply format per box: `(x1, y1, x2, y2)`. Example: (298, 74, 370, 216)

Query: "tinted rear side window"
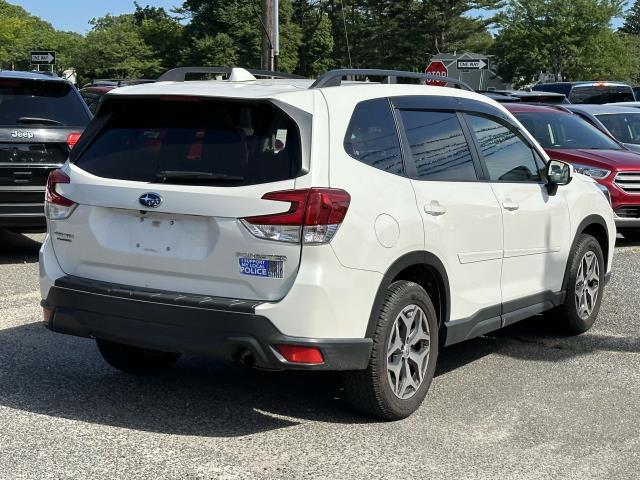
(0, 79, 90, 126)
(74, 98, 302, 186)
(399, 110, 477, 181)
(344, 98, 403, 175)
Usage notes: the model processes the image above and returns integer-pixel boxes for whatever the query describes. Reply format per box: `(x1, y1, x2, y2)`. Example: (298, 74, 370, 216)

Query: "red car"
(504, 103, 640, 239)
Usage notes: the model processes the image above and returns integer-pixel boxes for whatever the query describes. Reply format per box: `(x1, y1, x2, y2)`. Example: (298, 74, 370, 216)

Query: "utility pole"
(261, 0, 273, 71)
(272, 0, 279, 71)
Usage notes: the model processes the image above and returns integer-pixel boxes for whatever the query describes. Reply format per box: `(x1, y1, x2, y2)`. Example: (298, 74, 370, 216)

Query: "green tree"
(491, 0, 639, 83)
(81, 14, 161, 80)
(323, 0, 500, 71)
(293, 0, 334, 76)
(620, 0, 640, 35)
(133, 3, 184, 71)
(178, 0, 301, 72)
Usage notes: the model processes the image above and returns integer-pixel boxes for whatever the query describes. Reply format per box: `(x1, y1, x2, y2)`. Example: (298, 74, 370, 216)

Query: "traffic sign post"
(456, 58, 488, 70)
(424, 61, 448, 86)
(30, 51, 56, 73)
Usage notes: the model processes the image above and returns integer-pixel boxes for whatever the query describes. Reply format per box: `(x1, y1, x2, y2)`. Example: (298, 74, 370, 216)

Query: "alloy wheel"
(386, 304, 431, 400)
(575, 250, 600, 320)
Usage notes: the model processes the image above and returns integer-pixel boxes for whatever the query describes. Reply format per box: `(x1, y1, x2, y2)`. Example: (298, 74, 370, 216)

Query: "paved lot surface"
(0, 229, 639, 479)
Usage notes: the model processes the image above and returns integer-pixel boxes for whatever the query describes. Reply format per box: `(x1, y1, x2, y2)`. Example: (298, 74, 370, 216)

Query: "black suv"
(532, 81, 635, 104)
(0, 71, 91, 232)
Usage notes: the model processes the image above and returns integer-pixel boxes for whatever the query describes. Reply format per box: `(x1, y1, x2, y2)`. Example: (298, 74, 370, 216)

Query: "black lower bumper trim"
(43, 277, 372, 371)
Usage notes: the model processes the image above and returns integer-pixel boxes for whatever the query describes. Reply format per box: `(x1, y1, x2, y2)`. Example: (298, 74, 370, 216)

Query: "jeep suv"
(39, 68, 615, 420)
(0, 71, 91, 232)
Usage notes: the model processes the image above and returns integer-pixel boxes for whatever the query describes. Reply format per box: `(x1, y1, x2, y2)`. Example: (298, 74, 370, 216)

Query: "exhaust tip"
(238, 348, 256, 367)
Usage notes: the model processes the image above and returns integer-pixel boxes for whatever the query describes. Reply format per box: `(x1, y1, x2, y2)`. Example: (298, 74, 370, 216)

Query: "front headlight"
(595, 183, 612, 206)
(572, 163, 611, 179)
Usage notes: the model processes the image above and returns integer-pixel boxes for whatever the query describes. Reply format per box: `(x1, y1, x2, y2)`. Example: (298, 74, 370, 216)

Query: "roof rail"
(537, 104, 572, 113)
(309, 69, 473, 91)
(157, 67, 305, 82)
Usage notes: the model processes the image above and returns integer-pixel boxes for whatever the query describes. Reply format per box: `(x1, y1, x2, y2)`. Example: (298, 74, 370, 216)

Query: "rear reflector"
(241, 188, 350, 244)
(66, 132, 82, 149)
(42, 307, 52, 323)
(274, 345, 324, 364)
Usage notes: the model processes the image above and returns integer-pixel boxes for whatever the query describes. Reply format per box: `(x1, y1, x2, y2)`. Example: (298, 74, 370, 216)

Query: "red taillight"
(245, 190, 309, 226)
(45, 169, 77, 220)
(274, 345, 324, 364)
(240, 188, 350, 244)
(66, 132, 82, 149)
(46, 169, 73, 206)
(304, 189, 350, 226)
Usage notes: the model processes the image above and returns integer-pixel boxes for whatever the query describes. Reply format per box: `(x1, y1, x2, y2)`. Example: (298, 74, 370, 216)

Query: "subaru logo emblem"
(138, 192, 162, 208)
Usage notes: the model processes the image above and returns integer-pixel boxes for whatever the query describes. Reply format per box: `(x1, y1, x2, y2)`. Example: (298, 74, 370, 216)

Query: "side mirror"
(546, 159, 572, 194)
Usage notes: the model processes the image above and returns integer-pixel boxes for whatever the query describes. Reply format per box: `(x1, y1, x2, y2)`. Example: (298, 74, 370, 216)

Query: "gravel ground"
(0, 230, 638, 480)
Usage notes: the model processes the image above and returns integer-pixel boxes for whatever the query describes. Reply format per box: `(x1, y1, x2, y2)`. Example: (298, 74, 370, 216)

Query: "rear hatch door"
(51, 95, 307, 301)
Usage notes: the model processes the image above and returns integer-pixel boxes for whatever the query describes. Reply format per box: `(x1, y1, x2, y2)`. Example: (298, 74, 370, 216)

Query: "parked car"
(40, 68, 614, 420)
(0, 70, 91, 233)
(479, 90, 567, 104)
(565, 104, 640, 153)
(532, 81, 635, 104)
(79, 79, 155, 113)
(505, 103, 640, 239)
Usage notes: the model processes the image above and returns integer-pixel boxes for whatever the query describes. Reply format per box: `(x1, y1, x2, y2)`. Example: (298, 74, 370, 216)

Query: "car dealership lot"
(0, 230, 639, 480)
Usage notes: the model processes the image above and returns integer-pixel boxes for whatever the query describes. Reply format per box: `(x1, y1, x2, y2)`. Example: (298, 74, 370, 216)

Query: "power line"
(339, 0, 353, 68)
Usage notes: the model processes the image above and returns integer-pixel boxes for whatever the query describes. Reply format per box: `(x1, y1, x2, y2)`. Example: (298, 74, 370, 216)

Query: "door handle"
(502, 201, 520, 211)
(425, 200, 447, 216)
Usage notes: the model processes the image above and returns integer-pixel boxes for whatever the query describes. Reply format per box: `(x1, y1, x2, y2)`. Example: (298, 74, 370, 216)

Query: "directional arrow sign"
(30, 51, 56, 65)
(456, 59, 488, 70)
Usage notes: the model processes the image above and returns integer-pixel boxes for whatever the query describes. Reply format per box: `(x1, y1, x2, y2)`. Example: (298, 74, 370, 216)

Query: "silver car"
(567, 104, 640, 153)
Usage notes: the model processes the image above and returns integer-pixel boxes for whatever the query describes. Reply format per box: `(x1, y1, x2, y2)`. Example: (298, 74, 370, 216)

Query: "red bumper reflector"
(42, 307, 52, 322)
(275, 344, 324, 364)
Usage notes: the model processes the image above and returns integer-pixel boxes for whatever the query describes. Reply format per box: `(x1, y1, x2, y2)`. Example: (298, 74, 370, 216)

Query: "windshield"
(595, 113, 640, 145)
(569, 85, 635, 104)
(0, 79, 90, 127)
(73, 97, 302, 186)
(514, 111, 621, 150)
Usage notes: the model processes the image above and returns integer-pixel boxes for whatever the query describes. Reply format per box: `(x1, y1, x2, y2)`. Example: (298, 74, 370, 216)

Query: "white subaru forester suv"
(40, 68, 615, 420)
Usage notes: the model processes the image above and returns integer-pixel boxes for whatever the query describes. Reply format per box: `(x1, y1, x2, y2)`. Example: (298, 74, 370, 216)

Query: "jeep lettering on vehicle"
(11, 130, 35, 139)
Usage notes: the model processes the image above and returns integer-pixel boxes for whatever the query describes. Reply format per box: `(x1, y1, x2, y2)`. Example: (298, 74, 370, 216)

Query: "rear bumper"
(42, 276, 372, 371)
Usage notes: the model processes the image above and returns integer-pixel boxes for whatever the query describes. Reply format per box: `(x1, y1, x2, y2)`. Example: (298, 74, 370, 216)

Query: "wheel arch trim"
(563, 214, 610, 292)
(365, 251, 450, 338)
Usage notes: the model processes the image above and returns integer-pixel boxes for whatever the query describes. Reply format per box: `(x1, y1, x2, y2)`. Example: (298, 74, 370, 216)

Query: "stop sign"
(425, 61, 448, 86)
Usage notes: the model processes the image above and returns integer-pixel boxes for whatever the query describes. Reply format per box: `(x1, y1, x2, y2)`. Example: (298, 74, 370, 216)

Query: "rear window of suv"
(73, 97, 302, 186)
(0, 78, 90, 127)
(569, 85, 635, 104)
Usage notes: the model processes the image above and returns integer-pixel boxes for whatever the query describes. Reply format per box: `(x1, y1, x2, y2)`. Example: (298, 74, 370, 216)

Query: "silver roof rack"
(309, 69, 473, 91)
(157, 67, 305, 82)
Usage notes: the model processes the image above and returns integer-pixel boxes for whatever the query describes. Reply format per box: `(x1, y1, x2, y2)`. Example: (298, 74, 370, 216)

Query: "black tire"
(344, 281, 439, 421)
(546, 234, 605, 335)
(96, 339, 181, 374)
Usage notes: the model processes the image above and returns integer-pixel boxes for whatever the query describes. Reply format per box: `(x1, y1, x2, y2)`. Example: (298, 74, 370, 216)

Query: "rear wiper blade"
(156, 170, 244, 182)
(16, 116, 63, 126)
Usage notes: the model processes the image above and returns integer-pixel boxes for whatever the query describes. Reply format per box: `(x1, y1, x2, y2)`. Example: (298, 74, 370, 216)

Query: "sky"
(6, 0, 629, 34)
(7, 0, 182, 33)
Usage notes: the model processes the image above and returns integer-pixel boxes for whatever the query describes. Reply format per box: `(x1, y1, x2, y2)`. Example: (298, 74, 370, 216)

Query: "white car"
(39, 68, 615, 420)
